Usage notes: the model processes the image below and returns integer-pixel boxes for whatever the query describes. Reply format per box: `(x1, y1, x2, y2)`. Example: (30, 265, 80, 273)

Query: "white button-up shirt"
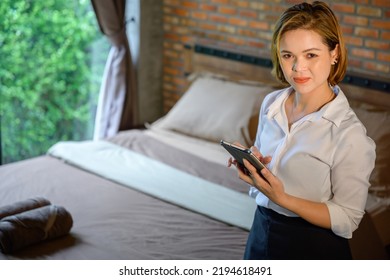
(250, 86, 376, 238)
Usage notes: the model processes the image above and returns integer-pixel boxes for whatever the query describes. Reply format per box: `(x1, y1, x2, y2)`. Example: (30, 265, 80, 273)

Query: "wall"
(161, 0, 390, 113)
(126, 0, 164, 125)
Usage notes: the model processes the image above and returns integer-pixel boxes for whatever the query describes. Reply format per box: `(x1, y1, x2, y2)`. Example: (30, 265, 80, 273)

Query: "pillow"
(352, 105, 390, 190)
(152, 76, 273, 146)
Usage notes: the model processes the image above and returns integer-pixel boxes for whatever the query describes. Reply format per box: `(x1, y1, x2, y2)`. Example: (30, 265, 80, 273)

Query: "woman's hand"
(228, 145, 331, 228)
(241, 158, 287, 206)
(227, 144, 271, 172)
(231, 145, 286, 206)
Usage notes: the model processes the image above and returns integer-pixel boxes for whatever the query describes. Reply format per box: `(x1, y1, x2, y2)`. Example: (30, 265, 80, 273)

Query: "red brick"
(371, 19, 390, 30)
(211, 0, 230, 4)
(218, 6, 237, 15)
(363, 61, 390, 73)
(365, 40, 390, 50)
(248, 2, 266, 11)
(164, 33, 180, 41)
(235, 1, 249, 8)
(351, 47, 376, 59)
(172, 8, 189, 17)
(163, 6, 173, 14)
(344, 35, 364, 46)
(378, 52, 390, 62)
(163, 15, 180, 25)
(163, 49, 180, 59)
(348, 58, 363, 68)
(163, 0, 180, 6)
(171, 43, 184, 51)
(372, 0, 390, 7)
(163, 66, 179, 76)
(249, 21, 269, 30)
(248, 41, 266, 49)
(172, 77, 188, 87)
(181, 36, 193, 44)
(228, 17, 248, 27)
(240, 10, 258, 19)
(182, 1, 198, 9)
(285, 0, 302, 5)
(341, 25, 354, 35)
(200, 4, 217, 12)
(332, 3, 355, 14)
(357, 6, 382, 17)
(236, 28, 257, 37)
(355, 27, 379, 38)
(209, 14, 229, 23)
(343, 15, 369, 26)
(218, 25, 236, 34)
(173, 26, 190, 34)
(165, 59, 183, 68)
(191, 11, 208, 20)
(180, 18, 197, 27)
(199, 22, 217, 31)
(382, 31, 390, 40)
(227, 36, 246, 45)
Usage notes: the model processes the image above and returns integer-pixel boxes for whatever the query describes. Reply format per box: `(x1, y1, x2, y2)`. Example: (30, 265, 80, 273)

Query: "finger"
(262, 156, 272, 164)
(237, 166, 252, 183)
(249, 147, 272, 165)
(243, 159, 257, 175)
(233, 142, 246, 148)
(243, 159, 263, 186)
(260, 168, 274, 185)
(249, 146, 262, 158)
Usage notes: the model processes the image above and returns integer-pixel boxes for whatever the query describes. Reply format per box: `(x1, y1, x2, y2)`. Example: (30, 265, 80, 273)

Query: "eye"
(307, 53, 318, 58)
(281, 53, 292, 59)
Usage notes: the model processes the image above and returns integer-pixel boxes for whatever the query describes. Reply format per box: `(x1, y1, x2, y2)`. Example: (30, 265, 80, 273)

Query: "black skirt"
(243, 206, 352, 260)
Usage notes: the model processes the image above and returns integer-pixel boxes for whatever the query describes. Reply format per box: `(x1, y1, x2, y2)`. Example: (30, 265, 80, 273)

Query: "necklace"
(288, 90, 335, 128)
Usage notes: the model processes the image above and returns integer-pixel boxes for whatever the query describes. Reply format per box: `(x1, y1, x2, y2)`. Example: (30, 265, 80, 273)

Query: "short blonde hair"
(271, 1, 347, 86)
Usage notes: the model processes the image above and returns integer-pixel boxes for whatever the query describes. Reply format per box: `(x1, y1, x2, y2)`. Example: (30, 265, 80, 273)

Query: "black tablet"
(220, 140, 268, 175)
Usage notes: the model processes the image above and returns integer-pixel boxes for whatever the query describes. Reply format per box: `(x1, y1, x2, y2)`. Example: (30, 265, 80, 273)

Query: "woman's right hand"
(227, 143, 271, 173)
(249, 146, 272, 166)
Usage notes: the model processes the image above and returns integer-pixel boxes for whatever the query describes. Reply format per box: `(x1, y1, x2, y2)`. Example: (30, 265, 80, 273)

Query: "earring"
(333, 59, 338, 65)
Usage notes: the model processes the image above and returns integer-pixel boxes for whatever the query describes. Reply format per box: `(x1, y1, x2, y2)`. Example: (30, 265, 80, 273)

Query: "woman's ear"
(331, 44, 339, 64)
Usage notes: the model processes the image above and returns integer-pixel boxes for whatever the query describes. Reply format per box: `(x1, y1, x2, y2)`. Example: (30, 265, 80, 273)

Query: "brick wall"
(161, 0, 390, 112)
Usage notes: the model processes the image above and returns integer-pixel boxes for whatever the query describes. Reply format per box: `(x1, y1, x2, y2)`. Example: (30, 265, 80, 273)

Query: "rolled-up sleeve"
(326, 124, 376, 238)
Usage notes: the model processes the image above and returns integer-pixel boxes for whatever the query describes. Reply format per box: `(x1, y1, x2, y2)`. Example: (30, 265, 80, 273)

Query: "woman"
(228, 1, 376, 259)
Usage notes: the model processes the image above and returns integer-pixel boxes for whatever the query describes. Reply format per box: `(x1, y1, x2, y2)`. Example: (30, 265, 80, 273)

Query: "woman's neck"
(287, 86, 335, 128)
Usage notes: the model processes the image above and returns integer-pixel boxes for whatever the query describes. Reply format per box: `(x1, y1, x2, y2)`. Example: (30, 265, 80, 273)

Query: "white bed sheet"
(145, 124, 231, 166)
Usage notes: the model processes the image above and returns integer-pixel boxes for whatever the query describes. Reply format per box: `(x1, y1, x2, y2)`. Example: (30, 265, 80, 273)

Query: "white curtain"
(91, 0, 138, 140)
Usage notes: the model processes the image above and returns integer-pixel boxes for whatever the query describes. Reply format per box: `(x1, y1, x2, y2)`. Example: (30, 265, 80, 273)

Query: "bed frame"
(184, 44, 390, 109)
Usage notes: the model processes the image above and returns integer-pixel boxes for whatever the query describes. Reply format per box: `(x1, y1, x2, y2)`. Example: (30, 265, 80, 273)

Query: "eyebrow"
(280, 48, 322, 53)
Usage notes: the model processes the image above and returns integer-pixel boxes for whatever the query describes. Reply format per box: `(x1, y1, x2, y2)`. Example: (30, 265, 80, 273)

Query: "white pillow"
(152, 76, 273, 146)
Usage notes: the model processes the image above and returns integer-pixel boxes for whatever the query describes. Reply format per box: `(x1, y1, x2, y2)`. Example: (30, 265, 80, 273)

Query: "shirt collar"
(266, 87, 292, 119)
(266, 85, 350, 128)
(321, 86, 350, 127)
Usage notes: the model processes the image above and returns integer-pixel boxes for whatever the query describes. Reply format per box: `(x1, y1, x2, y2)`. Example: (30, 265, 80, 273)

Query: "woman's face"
(279, 29, 338, 95)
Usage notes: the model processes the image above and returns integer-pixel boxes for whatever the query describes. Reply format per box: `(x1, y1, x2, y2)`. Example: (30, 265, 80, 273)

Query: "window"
(0, 0, 109, 164)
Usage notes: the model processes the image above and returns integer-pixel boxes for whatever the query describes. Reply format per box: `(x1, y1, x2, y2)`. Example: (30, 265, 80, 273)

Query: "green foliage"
(0, 0, 107, 163)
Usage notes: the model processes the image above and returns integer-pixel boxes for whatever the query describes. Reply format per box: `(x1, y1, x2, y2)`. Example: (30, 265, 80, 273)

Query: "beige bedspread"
(0, 129, 250, 260)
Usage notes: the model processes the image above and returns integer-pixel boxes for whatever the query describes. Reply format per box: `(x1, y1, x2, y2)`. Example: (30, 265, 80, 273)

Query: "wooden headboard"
(184, 44, 390, 110)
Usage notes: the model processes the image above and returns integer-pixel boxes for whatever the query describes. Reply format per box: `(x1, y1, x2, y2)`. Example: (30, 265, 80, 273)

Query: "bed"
(0, 44, 389, 260)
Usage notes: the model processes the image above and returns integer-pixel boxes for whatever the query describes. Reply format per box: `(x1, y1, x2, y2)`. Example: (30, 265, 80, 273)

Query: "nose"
(292, 59, 306, 72)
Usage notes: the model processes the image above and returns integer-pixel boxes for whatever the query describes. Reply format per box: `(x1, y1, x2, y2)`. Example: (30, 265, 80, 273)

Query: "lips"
(293, 77, 310, 84)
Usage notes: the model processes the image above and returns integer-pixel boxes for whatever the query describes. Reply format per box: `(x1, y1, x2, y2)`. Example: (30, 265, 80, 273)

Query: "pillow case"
(152, 76, 273, 146)
(352, 105, 390, 190)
